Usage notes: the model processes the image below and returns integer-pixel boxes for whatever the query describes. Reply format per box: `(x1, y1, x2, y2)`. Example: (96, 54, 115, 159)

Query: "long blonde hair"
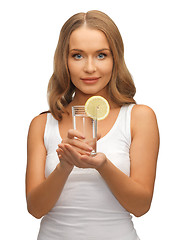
(47, 10, 136, 120)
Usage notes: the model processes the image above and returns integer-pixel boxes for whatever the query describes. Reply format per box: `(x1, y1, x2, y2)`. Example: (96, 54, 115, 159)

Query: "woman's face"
(68, 26, 113, 96)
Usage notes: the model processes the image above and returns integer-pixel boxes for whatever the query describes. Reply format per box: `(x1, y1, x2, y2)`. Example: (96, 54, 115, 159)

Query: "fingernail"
(86, 152, 91, 156)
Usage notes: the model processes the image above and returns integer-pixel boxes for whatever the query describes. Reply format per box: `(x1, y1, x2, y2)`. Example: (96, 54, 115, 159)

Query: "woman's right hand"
(56, 129, 94, 170)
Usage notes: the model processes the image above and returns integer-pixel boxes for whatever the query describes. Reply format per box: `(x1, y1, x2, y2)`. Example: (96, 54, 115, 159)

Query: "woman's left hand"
(57, 143, 107, 169)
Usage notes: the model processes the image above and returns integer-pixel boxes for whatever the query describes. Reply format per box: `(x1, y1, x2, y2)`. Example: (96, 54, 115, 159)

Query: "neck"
(70, 88, 119, 109)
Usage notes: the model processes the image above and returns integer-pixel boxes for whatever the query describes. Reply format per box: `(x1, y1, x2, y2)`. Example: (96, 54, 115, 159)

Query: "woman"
(26, 10, 159, 240)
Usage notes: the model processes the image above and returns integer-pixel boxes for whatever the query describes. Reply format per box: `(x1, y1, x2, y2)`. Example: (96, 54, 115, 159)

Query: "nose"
(83, 57, 96, 73)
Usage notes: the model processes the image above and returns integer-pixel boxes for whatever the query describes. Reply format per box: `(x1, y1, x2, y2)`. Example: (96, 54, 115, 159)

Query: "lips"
(80, 77, 100, 84)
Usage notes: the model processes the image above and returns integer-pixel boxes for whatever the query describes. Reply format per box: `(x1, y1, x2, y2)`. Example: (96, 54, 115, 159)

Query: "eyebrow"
(69, 48, 111, 52)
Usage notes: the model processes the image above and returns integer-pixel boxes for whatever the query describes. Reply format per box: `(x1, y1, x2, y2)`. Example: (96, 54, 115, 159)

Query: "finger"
(56, 146, 66, 159)
(67, 129, 85, 139)
(56, 148, 66, 161)
(71, 145, 92, 156)
(59, 143, 91, 156)
(65, 144, 90, 168)
(59, 139, 93, 152)
(58, 144, 76, 166)
(64, 144, 84, 168)
(56, 148, 63, 155)
(80, 155, 96, 167)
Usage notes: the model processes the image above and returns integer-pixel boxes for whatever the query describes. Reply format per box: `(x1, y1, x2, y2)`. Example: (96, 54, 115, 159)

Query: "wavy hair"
(47, 10, 136, 120)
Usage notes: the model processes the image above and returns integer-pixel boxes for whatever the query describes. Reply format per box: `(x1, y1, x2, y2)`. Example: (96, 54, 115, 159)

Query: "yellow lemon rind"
(85, 96, 110, 120)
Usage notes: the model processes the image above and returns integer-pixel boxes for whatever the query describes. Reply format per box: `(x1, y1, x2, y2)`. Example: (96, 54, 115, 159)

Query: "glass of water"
(72, 106, 97, 155)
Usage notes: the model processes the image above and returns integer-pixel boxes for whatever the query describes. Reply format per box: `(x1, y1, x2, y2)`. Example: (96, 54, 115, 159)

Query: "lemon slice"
(85, 96, 110, 120)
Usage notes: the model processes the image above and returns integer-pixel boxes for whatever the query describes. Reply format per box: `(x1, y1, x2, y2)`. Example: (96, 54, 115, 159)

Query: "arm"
(26, 114, 72, 219)
(97, 105, 160, 217)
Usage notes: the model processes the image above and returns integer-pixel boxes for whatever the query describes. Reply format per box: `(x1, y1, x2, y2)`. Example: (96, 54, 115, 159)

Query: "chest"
(58, 108, 121, 139)
(45, 108, 131, 178)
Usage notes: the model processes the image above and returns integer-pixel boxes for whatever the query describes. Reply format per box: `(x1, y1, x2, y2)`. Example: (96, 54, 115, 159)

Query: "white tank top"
(38, 104, 140, 240)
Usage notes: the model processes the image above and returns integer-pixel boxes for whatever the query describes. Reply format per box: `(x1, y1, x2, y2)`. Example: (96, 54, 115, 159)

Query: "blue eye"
(98, 53, 106, 59)
(73, 54, 83, 60)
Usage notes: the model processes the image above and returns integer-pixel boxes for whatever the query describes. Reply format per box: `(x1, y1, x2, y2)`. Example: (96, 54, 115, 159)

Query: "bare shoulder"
(131, 104, 159, 138)
(132, 104, 157, 119)
(131, 104, 157, 125)
(30, 113, 47, 126)
(28, 113, 47, 139)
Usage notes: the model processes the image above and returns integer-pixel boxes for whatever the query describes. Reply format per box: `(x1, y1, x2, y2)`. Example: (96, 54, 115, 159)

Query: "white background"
(0, 0, 182, 239)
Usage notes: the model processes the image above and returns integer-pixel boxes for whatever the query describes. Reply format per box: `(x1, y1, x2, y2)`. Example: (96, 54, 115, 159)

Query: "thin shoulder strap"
(44, 113, 59, 150)
(120, 104, 135, 146)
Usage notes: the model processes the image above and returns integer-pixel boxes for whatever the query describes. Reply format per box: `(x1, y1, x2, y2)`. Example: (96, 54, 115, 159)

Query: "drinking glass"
(72, 106, 97, 155)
